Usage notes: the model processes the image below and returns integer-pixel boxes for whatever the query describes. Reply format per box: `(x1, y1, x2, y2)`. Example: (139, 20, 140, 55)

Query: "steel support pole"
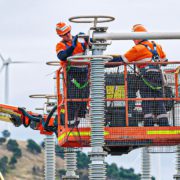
(88, 44, 107, 180)
(44, 134, 56, 180)
(63, 148, 79, 180)
(93, 32, 180, 41)
(141, 147, 151, 180)
(4, 65, 9, 103)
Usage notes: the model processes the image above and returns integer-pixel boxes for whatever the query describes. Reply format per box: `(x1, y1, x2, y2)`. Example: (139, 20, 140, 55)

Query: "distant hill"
(0, 140, 64, 180)
(0, 139, 154, 180)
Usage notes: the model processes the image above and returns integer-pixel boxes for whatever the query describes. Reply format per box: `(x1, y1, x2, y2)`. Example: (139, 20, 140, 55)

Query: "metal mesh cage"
(164, 68, 176, 86)
(66, 66, 90, 124)
(57, 61, 180, 155)
(104, 64, 179, 127)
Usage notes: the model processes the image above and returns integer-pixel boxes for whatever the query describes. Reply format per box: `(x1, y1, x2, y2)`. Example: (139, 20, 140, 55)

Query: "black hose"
(22, 115, 30, 128)
(18, 107, 42, 122)
(44, 105, 57, 132)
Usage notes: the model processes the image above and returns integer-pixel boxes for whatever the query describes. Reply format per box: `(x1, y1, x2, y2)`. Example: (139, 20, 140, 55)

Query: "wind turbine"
(0, 53, 41, 103)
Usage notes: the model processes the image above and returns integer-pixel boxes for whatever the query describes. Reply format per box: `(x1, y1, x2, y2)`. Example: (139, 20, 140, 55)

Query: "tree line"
(0, 130, 155, 179)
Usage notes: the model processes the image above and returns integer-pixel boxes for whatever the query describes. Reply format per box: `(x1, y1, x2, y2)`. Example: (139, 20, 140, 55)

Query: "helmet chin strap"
(62, 35, 72, 42)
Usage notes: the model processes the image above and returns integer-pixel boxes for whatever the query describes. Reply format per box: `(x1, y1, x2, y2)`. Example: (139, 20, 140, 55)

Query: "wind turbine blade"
(46, 70, 56, 77)
(11, 61, 43, 64)
(0, 54, 5, 62)
(0, 65, 4, 73)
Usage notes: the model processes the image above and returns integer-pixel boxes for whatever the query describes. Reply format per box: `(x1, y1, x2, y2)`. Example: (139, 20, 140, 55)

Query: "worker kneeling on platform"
(56, 22, 89, 127)
(110, 24, 169, 126)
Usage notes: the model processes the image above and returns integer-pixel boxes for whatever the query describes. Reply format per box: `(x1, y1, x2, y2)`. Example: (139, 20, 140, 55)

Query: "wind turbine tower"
(0, 54, 38, 103)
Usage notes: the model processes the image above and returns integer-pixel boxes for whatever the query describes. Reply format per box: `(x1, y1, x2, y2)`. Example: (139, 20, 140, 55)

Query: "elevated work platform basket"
(56, 60, 180, 155)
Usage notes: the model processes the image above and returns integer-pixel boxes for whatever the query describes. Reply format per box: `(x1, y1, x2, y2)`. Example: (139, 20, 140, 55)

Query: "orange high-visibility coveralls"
(121, 40, 169, 126)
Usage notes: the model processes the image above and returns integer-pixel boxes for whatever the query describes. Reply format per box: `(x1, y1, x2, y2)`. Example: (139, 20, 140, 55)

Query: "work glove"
(72, 35, 78, 47)
(78, 32, 89, 43)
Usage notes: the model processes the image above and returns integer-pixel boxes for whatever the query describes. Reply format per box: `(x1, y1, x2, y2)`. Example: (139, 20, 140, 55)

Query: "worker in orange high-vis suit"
(56, 22, 89, 127)
(56, 22, 88, 60)
(111, 24, 169, 126)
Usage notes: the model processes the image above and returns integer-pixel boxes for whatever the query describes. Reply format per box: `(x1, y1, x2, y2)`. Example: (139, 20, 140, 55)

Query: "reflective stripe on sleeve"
(121, 55, 129, 63)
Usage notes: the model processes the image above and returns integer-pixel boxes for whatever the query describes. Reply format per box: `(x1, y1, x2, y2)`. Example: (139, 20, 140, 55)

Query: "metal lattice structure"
(174, 145, 180, 180)
(141, 147, 151, 180)
(44, 134, 56, 180)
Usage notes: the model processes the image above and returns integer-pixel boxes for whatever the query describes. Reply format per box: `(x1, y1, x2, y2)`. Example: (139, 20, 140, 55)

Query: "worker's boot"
(158, 117, 169, 126)
(144, 118, 154, 127)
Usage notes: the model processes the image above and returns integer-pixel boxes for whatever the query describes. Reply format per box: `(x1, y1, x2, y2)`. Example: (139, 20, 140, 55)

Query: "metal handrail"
(46, 61, 60, 66)
(69, 15, 115, 23)
(67, 55, 112, 62)
(29, 94, 57, 99)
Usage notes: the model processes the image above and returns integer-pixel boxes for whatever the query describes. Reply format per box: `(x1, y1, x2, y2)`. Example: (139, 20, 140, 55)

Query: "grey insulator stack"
(90, 58, 105, 147)
(63, 148, 79, 180)
(89, 55, 107, 180)
(141, 147, 151, 180)
(89, 150, 107, 180)
(44, 134, 56, 180)
(174, 145, 180, 180)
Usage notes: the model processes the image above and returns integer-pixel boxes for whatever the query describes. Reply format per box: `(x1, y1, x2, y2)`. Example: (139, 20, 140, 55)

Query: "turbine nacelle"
(3, 58, 12, 65)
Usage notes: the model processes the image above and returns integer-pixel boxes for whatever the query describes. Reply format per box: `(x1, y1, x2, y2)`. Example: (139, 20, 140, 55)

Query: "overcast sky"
(0, 0, 180, 179)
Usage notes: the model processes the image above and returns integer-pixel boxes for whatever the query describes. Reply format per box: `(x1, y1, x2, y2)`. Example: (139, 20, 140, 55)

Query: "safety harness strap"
(141, 41, 160, 62)
(66, 60, 71, 72)
(140, 41, 162, 90)
(141, 76, 162, 90)
(71, 78, 89, 89)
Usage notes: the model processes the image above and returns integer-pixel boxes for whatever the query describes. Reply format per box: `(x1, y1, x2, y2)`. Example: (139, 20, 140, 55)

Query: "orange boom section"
(0, 104, 54, 135)
(56, 61, 180, 155)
